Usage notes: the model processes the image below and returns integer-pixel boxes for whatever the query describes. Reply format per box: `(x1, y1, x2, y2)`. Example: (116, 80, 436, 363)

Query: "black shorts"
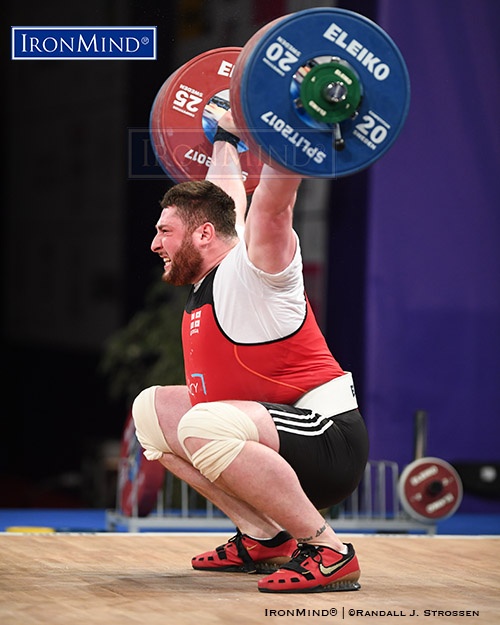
(260, 403, 369, 510)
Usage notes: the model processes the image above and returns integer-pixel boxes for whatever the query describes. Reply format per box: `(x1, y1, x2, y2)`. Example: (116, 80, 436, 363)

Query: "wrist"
(213, 125, 240, 149)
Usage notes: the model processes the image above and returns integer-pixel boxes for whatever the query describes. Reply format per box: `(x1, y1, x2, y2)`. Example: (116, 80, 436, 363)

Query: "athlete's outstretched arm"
(245, 164, 302, 275)
(207, 108, 302, 270)
(205, 109, 247, 229)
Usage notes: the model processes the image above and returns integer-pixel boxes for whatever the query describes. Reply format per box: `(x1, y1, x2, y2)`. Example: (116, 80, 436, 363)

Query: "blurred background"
(2, 0, 499, 517)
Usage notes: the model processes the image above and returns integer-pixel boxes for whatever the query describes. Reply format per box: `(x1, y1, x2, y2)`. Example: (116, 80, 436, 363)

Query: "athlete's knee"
(177, 402, 259, 482)
(132, 386, 173, 460)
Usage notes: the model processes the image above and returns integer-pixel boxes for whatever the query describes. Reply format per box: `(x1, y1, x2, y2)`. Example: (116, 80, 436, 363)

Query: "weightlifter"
(132, 111, 369, 593)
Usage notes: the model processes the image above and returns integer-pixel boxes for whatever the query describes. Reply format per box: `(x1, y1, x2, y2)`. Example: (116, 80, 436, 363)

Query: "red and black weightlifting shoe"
(192, 529, 296, 573)
(257, 542, 361, 593)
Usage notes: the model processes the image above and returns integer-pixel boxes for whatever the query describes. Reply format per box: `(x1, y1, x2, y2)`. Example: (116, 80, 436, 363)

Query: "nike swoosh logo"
(247, 545, 257, 551)
(319, 554, 352, 576)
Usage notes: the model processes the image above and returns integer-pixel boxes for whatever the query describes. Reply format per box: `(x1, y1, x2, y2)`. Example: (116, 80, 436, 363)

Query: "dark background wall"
(2, 0, 499, 512)
(1, 0, 292, 507)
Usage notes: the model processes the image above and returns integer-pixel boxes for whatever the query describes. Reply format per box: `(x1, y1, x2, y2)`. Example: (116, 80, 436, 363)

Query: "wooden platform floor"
(1, 533, 499, 625)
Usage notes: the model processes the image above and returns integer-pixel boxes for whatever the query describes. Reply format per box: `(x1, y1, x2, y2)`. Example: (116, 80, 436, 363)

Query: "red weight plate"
(118, 410, 165, 517)
(150, 67, 184, 181)
(398, 457, 463, 523)
(151, 47, 262, 194)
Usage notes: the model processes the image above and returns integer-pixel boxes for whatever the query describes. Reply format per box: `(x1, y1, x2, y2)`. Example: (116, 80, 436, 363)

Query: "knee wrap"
(132, 386, 172, 460)
(177, 402, 259, 482)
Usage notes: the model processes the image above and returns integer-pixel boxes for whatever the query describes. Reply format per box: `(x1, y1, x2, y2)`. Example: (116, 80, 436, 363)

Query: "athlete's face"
(151, 207, 203, 286)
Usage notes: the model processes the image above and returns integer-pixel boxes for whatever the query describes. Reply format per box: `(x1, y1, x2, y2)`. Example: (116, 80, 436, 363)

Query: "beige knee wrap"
(177, 402, 259, 482)
(132, 386, 172, 460)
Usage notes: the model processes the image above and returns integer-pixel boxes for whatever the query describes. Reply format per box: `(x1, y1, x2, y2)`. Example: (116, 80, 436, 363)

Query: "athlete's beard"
(162, 233, 203, 286)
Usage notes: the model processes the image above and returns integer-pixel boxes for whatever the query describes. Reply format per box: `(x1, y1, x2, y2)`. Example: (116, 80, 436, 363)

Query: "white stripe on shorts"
(268, 409, 335, 437)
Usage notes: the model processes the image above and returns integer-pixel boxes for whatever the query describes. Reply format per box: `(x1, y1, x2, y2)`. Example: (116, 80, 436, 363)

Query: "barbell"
(150, 7, 411, 185)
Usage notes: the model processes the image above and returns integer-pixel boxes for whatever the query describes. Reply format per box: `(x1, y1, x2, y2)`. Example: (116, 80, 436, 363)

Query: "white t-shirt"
(212, 230, 306, 344)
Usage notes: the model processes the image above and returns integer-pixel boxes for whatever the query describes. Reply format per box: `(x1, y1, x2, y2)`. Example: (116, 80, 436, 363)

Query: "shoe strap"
(218, 530, 258, 573)
(279, 543, 320, 574)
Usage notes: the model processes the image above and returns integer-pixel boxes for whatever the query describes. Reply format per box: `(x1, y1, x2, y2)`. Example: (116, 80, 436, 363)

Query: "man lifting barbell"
(131, 6, 416, 593)
(132, 110, 369, 593)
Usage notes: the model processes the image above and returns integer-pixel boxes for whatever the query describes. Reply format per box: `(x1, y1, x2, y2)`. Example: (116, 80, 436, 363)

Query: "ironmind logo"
(11, 26, 157, 60)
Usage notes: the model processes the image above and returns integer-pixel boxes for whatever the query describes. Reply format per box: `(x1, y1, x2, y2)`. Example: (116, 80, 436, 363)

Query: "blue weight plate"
(232, 8, 410, 178)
